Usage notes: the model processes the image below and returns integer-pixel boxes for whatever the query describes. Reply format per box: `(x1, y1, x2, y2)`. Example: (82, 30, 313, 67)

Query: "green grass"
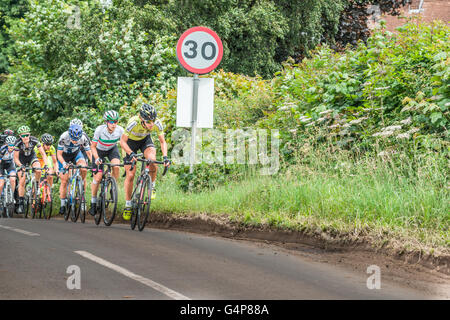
(48, 149, 449, 254)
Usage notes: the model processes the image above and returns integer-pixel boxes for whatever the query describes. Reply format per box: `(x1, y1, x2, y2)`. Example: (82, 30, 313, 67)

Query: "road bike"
(36, 169, 58, 220)
(0, 173, 16, 218)
(92, 162, 123, 226)
(18, 166, 40, 219)
(126, 155, 168, 232)
(63, 163, 90, 223)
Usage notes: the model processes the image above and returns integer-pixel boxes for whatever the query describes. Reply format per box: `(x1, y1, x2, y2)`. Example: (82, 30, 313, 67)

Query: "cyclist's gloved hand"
(128, 152, 137, 163)
(163, 156, 171, 167)
(95, 158, 102, 165)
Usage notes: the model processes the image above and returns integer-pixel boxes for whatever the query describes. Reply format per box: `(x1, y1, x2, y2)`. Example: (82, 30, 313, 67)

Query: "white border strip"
(75, 250, 190, 300)
(0, 224, 40, 236)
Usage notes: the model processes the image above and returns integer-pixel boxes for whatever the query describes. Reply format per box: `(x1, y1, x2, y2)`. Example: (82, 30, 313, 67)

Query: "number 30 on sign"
(176, 26, 223, 75)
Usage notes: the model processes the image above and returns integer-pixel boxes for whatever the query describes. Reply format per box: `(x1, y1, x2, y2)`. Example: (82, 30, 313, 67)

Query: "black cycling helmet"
(41, 133, 54, 145)
(139, 103, 157, 121)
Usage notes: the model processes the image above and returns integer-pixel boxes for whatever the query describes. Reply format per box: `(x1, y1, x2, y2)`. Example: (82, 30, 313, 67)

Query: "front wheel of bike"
(102, 177, 118, 226)
(31, 181, 39, 219)
(137, 175, 152, 232)
(70, 179, 81, 223)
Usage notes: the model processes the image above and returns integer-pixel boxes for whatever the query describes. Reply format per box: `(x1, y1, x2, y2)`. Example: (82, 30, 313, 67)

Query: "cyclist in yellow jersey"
(120, 103, 170, 220)
(35, 133, 59, 188)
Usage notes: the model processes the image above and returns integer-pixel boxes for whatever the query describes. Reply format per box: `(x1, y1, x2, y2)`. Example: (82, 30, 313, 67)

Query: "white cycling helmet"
(70, 118, 83, 129)
(5, 135, 16, 145)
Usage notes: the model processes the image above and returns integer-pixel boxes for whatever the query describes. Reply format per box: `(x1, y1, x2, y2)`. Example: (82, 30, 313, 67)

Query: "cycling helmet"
(103, 110, 119, 122)
(139, 103, 157, 121)
(68, 124, 83, 141)
(4, 129, 14, 136)
(41, 133, 54, 145)
(70, 118, 83, 129)
(17, 125, 30, 135)
(5, 135, 16, 145)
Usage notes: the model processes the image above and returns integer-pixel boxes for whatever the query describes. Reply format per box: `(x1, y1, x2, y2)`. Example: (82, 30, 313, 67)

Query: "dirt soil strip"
(57, 211, 450, 297)
(108, 212, 450, 275)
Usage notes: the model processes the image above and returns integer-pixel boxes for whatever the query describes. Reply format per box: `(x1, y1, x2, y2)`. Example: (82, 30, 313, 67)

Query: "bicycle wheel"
(64, 182, 71, 221)
(137, 175, 152, 232)
(6, 184, 14, 218)
(31, 181, 39, 219)
(24, 184, 31, 219)
(79, 180, 86, 224)
(70, 178, 81, 223)
(130, 183, 140, 231)
(102, 177, 118, 226)
(94, 196, 102, 225)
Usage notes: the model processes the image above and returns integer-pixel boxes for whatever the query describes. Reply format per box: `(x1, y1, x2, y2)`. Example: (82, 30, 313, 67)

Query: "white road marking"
(74, 250, 190, 300)
(0, 224, 40, 236)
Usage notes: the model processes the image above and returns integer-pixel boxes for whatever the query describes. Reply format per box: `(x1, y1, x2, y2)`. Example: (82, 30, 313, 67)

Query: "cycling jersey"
(0, 145, 15, 163)
(34, 145, 56, 160)
(92, 124, 124, 151)
(15, 136, 41, 157)
(124, 116, 163, 141)
(57, 131, 91, 154)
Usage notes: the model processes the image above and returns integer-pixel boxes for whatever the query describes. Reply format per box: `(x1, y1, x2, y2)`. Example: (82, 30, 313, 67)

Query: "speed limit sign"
(176, 26, 223, 74)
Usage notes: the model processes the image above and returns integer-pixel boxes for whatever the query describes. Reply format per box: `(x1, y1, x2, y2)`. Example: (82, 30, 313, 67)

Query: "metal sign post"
(190, 74, 200, 174)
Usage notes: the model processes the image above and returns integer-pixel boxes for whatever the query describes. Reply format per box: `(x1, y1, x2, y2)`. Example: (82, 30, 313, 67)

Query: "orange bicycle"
(36, 170, 58, 220)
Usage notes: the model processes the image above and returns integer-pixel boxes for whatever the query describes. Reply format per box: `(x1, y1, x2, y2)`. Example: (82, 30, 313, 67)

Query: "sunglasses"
(8, 144, 15, 147)
(21, 134, 30, 138)
(107, 120, 118, 124)
(143, 120, 154, 124)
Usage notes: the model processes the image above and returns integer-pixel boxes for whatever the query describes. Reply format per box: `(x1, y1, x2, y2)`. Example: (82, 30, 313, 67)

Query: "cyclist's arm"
(57, 149, 66, 168)
(51, 154, 58, 172)
(90, 141, 99, 162)
(14, 149, 22, 168)
(157, 133, 168, 158)
(38, 145, 48, 167)
(120, 134, 133, 156)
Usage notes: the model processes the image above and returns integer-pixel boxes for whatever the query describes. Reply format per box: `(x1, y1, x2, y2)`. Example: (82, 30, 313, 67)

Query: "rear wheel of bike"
(130, 184, 139, 231)
(103, 177, 118, 226)
(79, 180, 86, 224)
(94, 197, 102, 225)
(137, 175, 152, 232)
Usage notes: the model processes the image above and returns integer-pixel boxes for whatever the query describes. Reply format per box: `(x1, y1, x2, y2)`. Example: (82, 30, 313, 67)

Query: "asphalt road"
(0, 217, 440, 300)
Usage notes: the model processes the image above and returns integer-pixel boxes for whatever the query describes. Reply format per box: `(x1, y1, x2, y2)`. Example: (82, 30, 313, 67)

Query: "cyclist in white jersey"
(88, 110, 124, 216)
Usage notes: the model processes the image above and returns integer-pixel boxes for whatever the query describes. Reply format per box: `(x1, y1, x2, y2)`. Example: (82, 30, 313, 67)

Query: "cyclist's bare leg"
(18, 170, 26, 197)
(32, 161, 41, 183)
(59, 171, 69, 199)
(144, 147, 157, 184)
(91, 170, 102, 198)
(124, 163, 137, 202)
(10, 174, 16, 191)
(0, 179, 4, 195)
(77, 159, 88, 190)
(111, 158, 121, 181)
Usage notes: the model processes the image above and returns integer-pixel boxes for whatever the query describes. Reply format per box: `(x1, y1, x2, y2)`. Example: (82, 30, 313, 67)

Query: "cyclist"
(119, 103, 170, 221)
(34, 133, 59, 188)
(0, 129, 15, 146)
(13, 126, 48, 213)
(0, 136, 17, 201)
(70, 118, 91, 163)
(88, 110, 124, 216)
(57, 124, 92, 216)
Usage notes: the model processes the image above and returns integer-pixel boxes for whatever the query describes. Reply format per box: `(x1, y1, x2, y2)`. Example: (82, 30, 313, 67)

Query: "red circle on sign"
(176, 26, 223, 74)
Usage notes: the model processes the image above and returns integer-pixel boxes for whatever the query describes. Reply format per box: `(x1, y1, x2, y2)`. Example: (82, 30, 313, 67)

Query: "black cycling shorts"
(123, 135, 155, 162)
(19, 153, 39, 167)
